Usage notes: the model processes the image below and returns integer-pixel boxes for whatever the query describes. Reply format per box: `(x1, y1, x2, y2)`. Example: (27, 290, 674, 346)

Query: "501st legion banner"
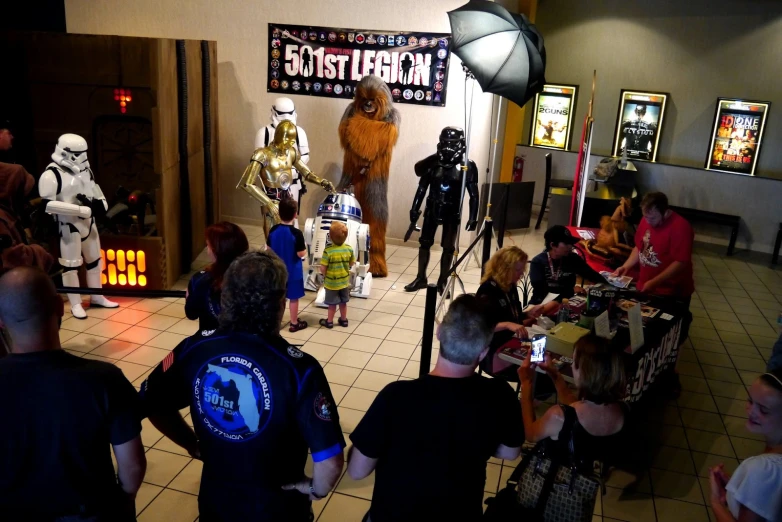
(268, 24, 452, 107)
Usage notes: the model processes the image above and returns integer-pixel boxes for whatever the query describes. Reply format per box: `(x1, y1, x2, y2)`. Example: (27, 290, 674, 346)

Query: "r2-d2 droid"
(304, 193, 372, 306)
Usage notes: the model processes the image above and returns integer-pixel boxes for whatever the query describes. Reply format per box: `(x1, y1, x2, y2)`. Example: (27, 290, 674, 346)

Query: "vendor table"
(553, 226, 683, 404)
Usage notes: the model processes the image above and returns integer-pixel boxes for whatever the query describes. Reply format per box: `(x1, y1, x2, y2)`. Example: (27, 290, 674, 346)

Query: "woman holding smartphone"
(476, 246, 542, 380)
(709, 370, 782, 522)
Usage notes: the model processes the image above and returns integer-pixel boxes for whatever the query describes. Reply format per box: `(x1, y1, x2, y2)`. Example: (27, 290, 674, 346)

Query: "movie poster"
(529, 84, 578, 150)
(611, 90, 668, 162)
(706, 98, 770, 176)
(268, 24, 451, 107)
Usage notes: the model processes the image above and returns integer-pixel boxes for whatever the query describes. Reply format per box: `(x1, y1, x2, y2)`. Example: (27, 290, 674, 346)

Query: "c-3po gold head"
(273, 120, 298, 150)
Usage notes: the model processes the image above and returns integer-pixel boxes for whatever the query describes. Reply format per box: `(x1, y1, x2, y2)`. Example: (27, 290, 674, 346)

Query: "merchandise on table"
(600, 271, 633, 288)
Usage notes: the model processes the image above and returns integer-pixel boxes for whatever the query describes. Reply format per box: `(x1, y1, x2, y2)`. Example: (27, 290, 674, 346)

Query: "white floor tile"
(84, 320, 132, 339)
(365, 354, 407, 375)
(352, 323, 392, 339)
(166, 318, 200, 336)
(330, 383, 350, 404)
(329, 348, 372, 369)
(137, 314, 182, 331)
(140, 418, 164, 448)
(61, 316, 103, 333)
(130, 299, 170, 313)
(146, 332, 189, 350)
(109, 308, 153, 325)
(302, 341, 339, 363)
(353, 370, 398, 392)
(375, 340, 416, 359)
(318, 492, 370, 522)
(341, 334, 383, 353)
(384, 328, 422, 345)
(116, 326, 163, 345)
(137, 487, 199, 522)
(310, 329, 351, 347)
(142, 448, 192, 487)
(61, 333, 110, 353)
(90, 339, 141, 360)
(337, 407, 365, 433)
(123, 345, 170, 366)
(363, 311, 401, 326)
(394, 316, 425, 332)
(168, 459, 203, 495)
(134, 482, 163, 515)
(115, 360, 154, 382)
(158, 303, 187, 318)
(323, 363, 362, 386)
(371, 301, 407, 315)
(339, 388, 378, 411)
(336, 471, 375, 500)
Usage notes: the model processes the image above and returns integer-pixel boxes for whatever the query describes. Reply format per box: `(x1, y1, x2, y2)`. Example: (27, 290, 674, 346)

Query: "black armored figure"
(404, 126, 479, 294)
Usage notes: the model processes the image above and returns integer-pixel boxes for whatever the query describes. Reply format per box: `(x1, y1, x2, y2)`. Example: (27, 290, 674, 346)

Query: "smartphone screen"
(530, 334, 546, 363)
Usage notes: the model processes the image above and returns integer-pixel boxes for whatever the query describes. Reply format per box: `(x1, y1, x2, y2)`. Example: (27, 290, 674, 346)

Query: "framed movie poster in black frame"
(528, 83, 578, 151)
(705, 98, 770, 176)
(611, 90, 669, 162)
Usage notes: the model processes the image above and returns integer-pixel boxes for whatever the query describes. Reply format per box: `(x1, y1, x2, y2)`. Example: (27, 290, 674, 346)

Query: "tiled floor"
(59, 221, 782, 522)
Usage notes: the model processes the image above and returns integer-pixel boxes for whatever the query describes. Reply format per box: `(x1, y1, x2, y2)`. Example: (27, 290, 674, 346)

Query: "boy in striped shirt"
(319, 221, 355, 329)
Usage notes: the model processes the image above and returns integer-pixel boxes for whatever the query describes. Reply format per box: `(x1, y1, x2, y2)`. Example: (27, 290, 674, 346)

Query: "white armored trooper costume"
(38, 134, 118, 319)
(254, 97, 309, 228)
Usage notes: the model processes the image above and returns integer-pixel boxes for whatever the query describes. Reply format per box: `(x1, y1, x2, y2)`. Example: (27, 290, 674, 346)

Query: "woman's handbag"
(484, 405, 600, 521)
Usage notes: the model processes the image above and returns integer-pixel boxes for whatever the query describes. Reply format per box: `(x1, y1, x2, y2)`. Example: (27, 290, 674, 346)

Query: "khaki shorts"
(324, 287, 350, 305)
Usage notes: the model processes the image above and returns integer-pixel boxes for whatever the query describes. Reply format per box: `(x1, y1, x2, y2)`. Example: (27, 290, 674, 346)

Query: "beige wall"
(65, 0, 499, 246)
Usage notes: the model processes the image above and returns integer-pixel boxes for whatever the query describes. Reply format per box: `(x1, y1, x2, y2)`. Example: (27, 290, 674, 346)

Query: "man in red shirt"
(615, 192, 694, 298)
(614, 191, 694, 340)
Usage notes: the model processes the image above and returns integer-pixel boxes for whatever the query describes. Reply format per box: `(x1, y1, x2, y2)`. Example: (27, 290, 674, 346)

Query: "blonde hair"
(329, 221, 348, 246)
(573, 334, 627, 403)
(480, 246, 528, 292)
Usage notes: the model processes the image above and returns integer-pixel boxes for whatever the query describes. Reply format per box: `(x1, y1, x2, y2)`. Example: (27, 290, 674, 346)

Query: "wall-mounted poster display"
(529, 84, 578, 150)
(268, 24, 451, 107)
(611, 90, 668, 162)
(705, 98, 770, 176)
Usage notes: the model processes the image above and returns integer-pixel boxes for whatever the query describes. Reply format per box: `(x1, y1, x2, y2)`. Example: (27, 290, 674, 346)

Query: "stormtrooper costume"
(38, 134, 118, 319)
(254, 97, 309, 228)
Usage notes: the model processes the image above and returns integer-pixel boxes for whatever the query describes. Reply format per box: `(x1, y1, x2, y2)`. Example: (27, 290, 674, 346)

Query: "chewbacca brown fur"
(338, 75, 400, 277)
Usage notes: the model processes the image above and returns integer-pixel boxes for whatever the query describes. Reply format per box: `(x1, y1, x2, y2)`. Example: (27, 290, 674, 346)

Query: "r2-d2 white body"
(304, 193, 372, 306)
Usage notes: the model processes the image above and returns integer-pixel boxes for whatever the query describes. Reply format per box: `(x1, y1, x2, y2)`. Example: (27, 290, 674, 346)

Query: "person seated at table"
(529, 225, 608, 304)
(518, 333, 628, 467)
(476, 246, 542, 380)
(185, 221, 249, 332)
(709, 370, 782, 522)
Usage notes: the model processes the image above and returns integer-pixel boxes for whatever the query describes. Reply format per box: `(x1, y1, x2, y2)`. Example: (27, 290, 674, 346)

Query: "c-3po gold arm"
(236, 149, 280, 219)
(294, 153, 335, 193)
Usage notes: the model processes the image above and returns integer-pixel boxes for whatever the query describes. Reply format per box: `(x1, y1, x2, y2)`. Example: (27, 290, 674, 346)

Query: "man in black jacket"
(529, 225, 607, 304)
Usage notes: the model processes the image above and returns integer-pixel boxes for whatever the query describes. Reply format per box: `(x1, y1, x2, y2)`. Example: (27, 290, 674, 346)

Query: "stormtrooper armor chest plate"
(55, 165, 94, 204)
(431, 165, 463, 209)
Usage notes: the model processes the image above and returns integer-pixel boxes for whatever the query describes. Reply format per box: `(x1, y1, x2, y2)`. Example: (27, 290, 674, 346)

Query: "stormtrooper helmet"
(52, 133, 89, 173)
(271, 97, 297, 126)
(436, 126, 465, 167)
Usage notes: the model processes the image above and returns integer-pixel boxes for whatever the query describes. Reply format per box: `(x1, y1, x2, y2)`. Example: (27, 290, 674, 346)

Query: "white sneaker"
(90, 295, 119, 309)
(71, 303, 88, 319)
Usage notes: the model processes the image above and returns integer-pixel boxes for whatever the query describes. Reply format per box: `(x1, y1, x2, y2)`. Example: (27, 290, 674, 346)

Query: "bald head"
(0, 267, 62, 350)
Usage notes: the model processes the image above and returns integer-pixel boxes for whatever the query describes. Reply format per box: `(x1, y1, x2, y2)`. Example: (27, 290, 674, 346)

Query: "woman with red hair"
(185, 222, 249, 332)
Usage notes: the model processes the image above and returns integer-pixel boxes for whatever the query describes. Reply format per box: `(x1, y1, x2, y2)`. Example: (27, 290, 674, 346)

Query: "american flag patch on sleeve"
(162, 352, 175, 372)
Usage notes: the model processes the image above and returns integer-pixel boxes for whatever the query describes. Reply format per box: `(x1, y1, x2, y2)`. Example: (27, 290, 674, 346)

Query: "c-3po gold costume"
(237, 120, 335, 238)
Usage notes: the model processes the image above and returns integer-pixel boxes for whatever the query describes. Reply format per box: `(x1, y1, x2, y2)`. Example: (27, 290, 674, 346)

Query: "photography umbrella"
(447, 0, 546, 108)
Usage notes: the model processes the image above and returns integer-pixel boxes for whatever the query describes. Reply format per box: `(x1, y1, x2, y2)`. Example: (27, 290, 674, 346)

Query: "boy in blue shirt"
(268, 197, 308, 332)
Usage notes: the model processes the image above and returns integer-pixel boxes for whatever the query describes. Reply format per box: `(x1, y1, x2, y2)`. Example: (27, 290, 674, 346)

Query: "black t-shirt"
(0, 350, 140, 519)
(350, 374, 523, 522)
(475, 278, 526, 355)
(139, 330, 345, 521)
(529, 250, 607, 304)
(185, 270, 221, 332)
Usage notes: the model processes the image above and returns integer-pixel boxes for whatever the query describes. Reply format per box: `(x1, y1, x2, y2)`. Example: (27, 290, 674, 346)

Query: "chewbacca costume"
(338, 75, 400, 277)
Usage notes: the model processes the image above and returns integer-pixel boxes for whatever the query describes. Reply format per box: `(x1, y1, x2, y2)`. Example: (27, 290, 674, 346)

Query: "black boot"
(404, 248, 430, 292)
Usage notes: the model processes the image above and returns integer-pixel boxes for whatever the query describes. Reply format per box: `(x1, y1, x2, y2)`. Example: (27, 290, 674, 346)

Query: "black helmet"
(437, 126, 465, 166)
